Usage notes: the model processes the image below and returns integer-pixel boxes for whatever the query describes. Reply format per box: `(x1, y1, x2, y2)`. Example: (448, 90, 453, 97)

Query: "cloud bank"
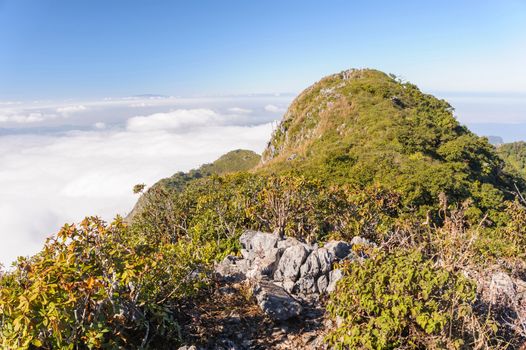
(0, 101, 282, 267)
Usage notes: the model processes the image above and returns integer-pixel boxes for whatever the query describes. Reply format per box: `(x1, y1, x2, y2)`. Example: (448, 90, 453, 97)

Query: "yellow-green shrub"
(326, 249, 477, 350)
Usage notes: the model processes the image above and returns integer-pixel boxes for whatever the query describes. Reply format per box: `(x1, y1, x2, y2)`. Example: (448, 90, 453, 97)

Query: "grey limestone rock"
(253, 279, 303, 321)
(317, 274, 329, 294)
(215, 255, 248, 282)
(327, 269, 344, 293)
(274, 245, 310, 282)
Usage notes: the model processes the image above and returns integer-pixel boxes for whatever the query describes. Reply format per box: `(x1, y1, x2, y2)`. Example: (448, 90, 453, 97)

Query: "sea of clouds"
(0, 95, 291, 266)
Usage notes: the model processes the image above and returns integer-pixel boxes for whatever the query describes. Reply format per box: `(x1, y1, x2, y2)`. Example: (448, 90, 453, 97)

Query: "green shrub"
(131, 172, 402, 245)
(326, 249, 477, 350)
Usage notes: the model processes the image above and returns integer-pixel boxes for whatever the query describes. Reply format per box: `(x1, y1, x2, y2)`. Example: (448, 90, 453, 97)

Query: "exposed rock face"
(215, 255, 247, 283)
(274, 244, 310, 282)
(323, 241, 351, 259)
(489, 271, 516, 302)
(215, 230, 374, 320)
(327, 269, 344, 293)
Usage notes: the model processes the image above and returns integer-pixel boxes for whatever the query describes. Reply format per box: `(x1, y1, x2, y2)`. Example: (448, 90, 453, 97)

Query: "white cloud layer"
(126, 109, 222, 132)
(56, 104, 87, 115)
(0, 105, 275, 267)
(228, 107, 253, 114)
(0, 111, 58, 123)
(264, 104, 286, 113)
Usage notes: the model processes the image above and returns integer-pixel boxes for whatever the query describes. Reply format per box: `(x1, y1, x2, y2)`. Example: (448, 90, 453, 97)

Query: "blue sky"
(1, 0, 525, 99)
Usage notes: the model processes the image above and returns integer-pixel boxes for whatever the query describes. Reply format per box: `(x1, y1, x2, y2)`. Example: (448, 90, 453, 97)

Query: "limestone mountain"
(259, 69, 522, 218)
(5, 69, 526, 349)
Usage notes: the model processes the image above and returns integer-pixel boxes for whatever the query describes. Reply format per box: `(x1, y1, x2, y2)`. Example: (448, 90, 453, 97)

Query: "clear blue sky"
(0, 0, 525, 99)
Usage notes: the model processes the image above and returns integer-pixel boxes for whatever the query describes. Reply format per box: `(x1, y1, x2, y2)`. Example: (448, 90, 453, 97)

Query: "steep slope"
(260, 69, 521, 218)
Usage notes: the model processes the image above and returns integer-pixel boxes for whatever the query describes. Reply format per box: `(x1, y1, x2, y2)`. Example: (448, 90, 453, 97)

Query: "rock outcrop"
(215, 230, 373, 320)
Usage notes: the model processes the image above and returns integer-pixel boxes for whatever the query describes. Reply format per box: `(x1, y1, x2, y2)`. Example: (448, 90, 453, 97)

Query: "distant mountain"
(487, 135, 504, 145)
(127, 149, 260, 219)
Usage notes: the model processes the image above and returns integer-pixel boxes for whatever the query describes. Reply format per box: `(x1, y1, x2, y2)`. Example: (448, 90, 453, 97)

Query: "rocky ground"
(176, 230, 526, 349)
(177, 281, 331, 350)
(175, 231, 365, 349)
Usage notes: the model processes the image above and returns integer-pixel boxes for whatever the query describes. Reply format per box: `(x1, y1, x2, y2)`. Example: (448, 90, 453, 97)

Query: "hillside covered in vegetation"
(498, 141, 526, 180)
(2, 69, 526, 349)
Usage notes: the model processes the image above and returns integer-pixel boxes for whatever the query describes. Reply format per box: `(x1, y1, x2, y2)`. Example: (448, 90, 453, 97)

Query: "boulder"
(327, 269, 344, 293)
(317, 248, 334, 274)
(251, 231, 279, 252)
(324, 241, 352, 259)
(226, 231, 356, 299)
(317, 274, 329, 294)
(277, 236, 303, 252)
(239, 230, 258, 250)
(253, 279, 303, 321)
(350, 236, 374, 247)
(240, 230, 278, 260)
(274, 245, 310, 282)
(282, 280, 295, 293)
(490, 271, 516, 303)
(295, 276, 317, 294)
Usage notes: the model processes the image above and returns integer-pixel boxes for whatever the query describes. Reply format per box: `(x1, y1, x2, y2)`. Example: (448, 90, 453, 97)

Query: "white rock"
(490, 271, 516, 303)
(295, 276, 317, 294)
(317, 274, 329, 294)
(246, 248, 281, 280)
(300, 250, 321, 278)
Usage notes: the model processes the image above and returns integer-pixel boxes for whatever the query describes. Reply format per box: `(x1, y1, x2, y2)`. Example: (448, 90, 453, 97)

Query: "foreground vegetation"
(2, 69, 526, 349)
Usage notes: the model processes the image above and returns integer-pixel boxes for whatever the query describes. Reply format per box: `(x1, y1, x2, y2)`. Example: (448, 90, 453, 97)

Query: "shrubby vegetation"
(326, 249, 478, 349)
(132, 172, 401, 245)
(2, 69, 526, 348)
(0, 217, 217, 349)
(498, 141, 526, 179)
